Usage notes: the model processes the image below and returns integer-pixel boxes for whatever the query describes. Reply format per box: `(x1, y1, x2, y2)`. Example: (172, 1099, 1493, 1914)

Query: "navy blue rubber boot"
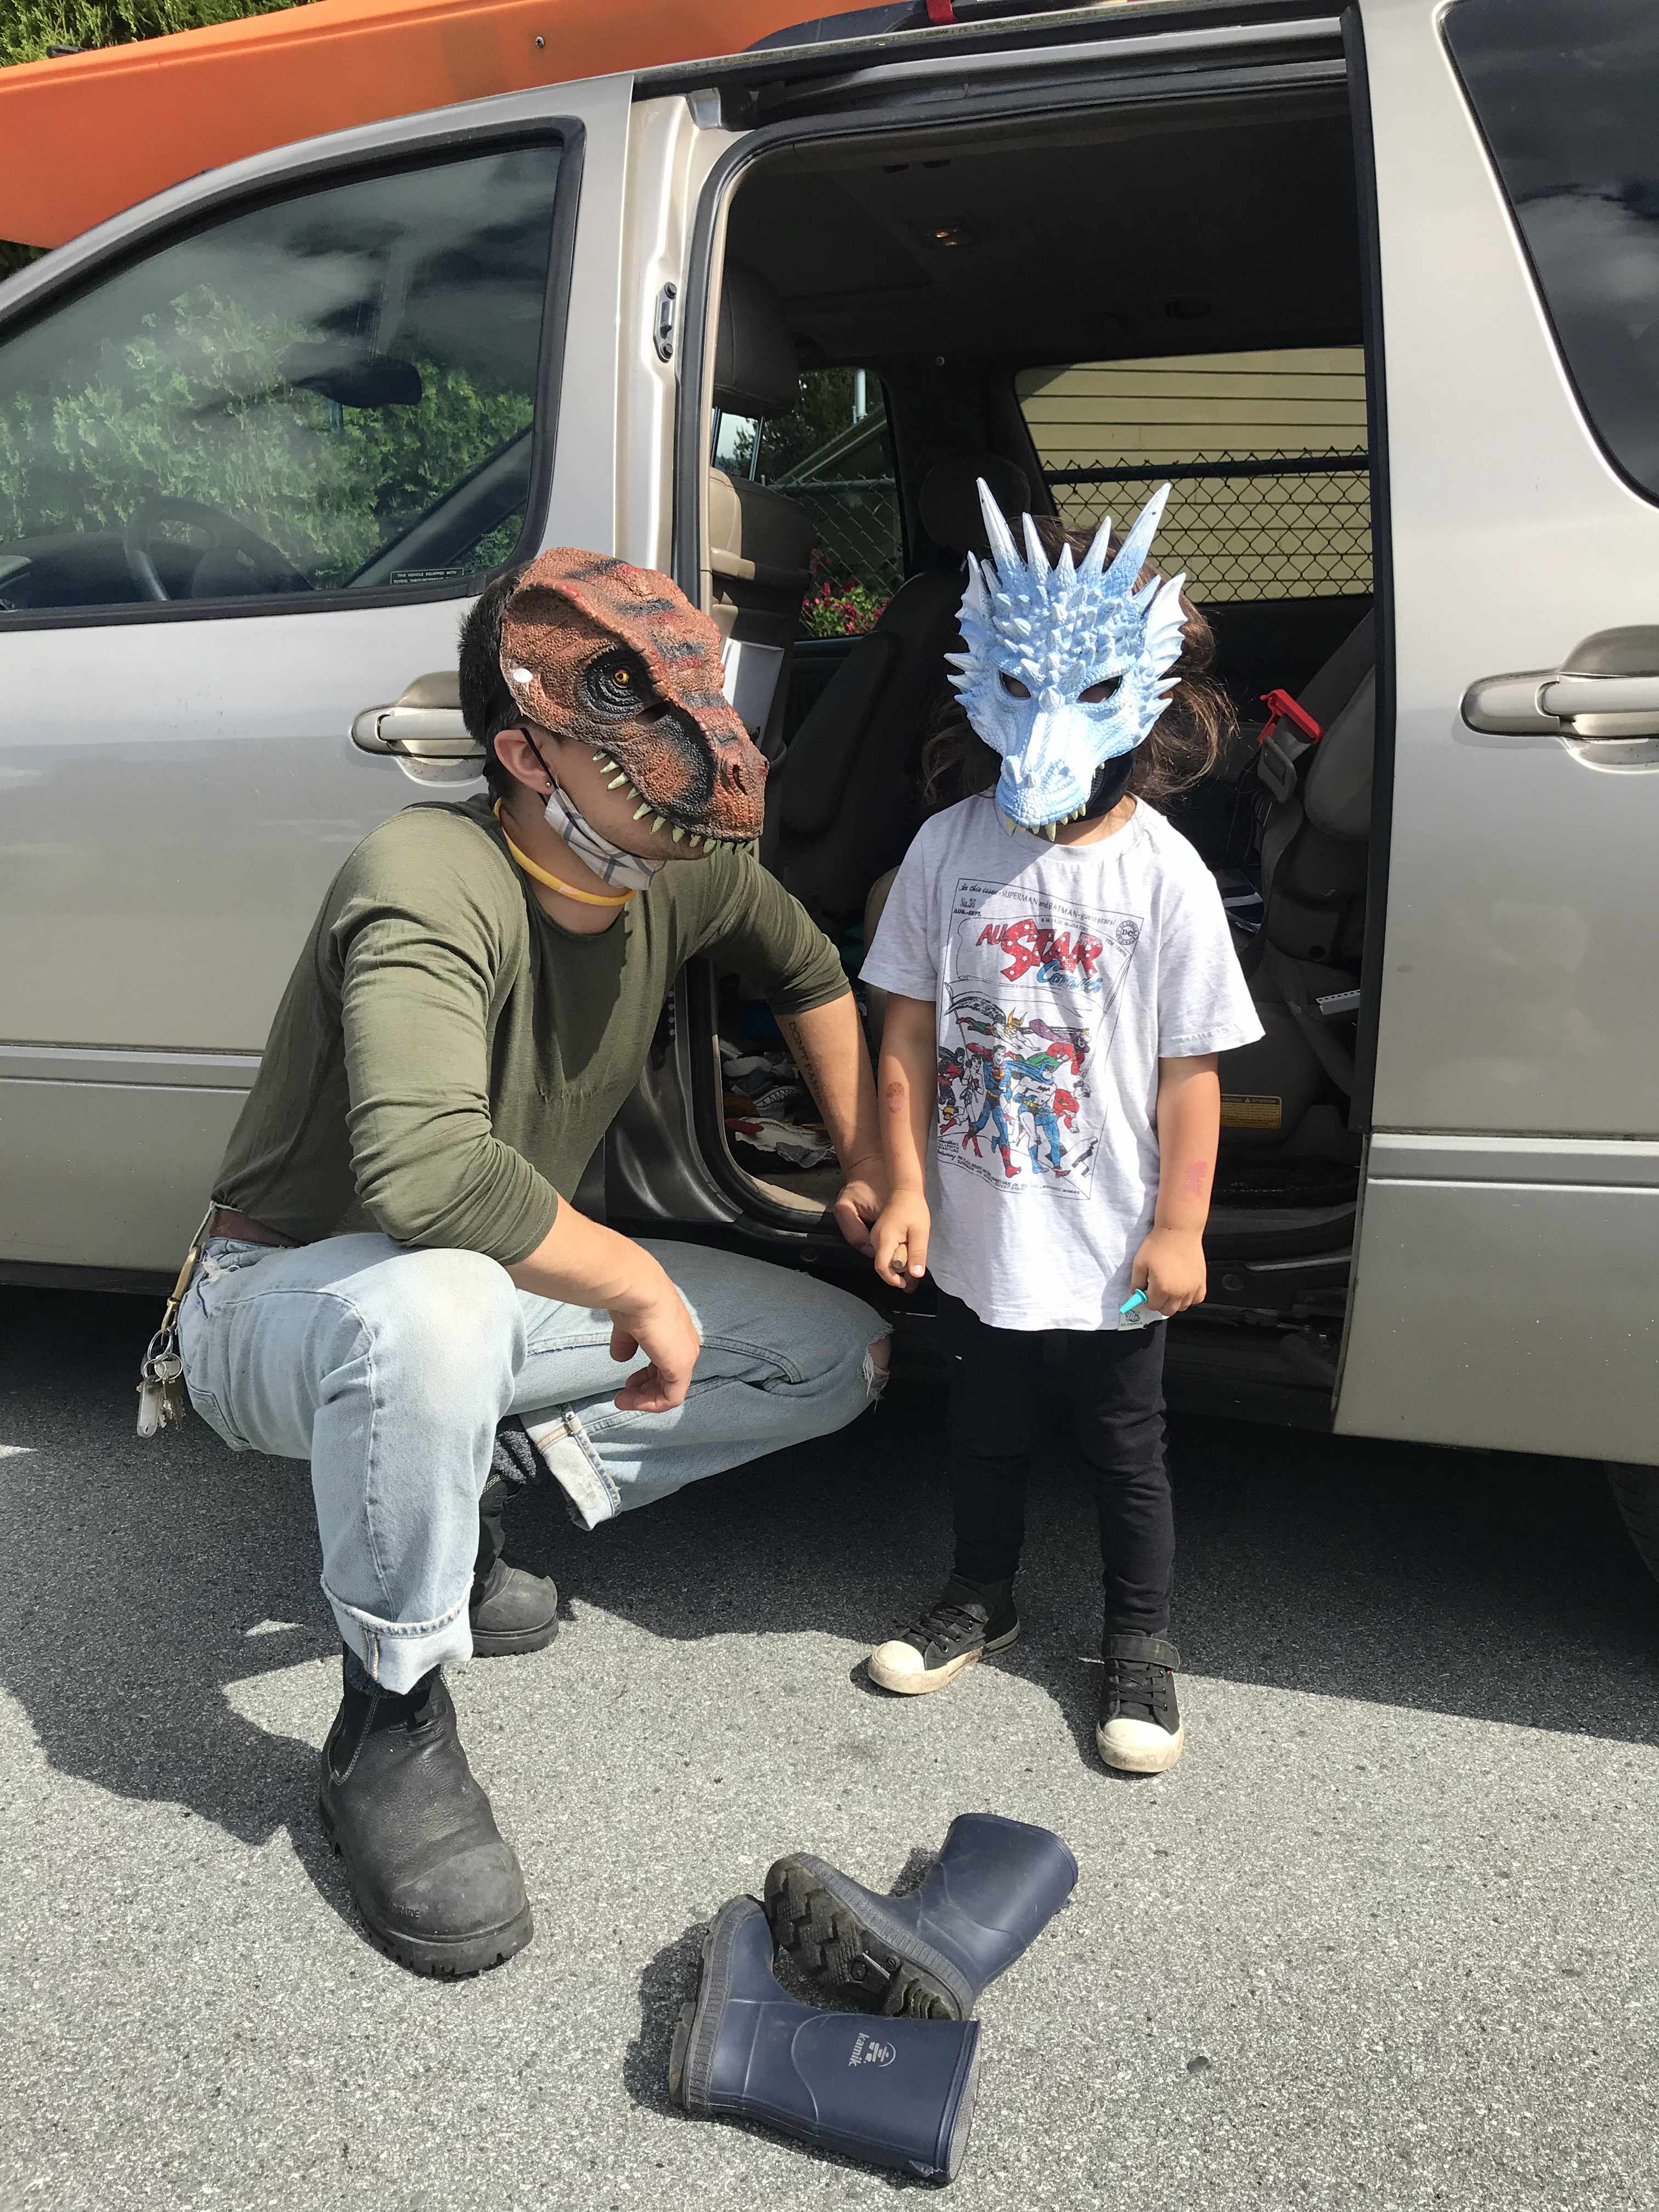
(669, 1897, 980, 2181)
(764, 1812, 1077, 2021)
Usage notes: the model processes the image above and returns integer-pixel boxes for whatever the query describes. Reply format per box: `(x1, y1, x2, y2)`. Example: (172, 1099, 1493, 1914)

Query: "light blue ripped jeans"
(178, 1233, 889, 1694)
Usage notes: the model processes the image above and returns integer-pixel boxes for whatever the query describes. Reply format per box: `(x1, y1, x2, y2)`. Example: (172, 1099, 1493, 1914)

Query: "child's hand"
(1130, 1227, 1206, 1316)
(872, 1189, 930, 1291)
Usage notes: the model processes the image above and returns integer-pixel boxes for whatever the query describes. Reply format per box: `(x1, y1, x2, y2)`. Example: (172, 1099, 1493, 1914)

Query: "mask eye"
(582, 647, 654, 719)
(1080, 675, 1123, 706)
(999, 672, 1032, 699)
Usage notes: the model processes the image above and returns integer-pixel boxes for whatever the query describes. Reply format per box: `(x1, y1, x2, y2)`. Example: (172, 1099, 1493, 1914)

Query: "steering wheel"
(122, 496, 313, 602)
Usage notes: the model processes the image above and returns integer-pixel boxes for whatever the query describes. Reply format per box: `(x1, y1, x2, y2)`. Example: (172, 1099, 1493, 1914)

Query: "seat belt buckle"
(1256, 687, 1324, 804)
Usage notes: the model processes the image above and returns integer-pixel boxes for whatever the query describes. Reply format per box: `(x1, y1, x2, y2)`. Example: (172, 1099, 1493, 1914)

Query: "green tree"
(0, 285, 532, 585)
(1, 0, 313, 71)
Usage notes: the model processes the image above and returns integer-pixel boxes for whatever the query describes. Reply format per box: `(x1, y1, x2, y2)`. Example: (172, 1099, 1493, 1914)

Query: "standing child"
(862, 482, 1264, 1774)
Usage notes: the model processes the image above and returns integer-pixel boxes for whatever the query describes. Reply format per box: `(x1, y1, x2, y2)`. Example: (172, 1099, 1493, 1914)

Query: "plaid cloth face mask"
(541, 775, 668, 892)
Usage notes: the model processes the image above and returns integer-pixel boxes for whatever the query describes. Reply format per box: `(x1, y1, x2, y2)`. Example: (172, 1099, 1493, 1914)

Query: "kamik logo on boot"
(849, 2032, 896, 2070)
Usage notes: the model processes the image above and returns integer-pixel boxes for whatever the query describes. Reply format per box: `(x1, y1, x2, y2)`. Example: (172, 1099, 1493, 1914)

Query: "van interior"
(688, 82, 1374, 1409)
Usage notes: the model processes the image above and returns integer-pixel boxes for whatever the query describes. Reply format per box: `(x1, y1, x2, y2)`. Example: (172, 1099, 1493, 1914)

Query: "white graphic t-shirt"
(862, 794, 1265, 1331)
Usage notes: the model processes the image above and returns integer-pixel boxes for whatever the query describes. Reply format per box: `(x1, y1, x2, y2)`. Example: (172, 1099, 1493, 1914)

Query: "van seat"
(1218, 610, 1375, 1164)
(707, 262, 815, 754)
(764, 453, 1030, 928)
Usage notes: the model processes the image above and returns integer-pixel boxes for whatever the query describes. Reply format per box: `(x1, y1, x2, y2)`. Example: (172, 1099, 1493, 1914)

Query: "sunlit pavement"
(4, 1285, 1657, 2211)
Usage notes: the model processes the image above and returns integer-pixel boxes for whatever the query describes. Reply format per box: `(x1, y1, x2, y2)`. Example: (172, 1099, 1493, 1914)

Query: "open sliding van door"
(1336, 0, 1659, 1460)
(624, 0, 1370, 1252)
(0, 73, 641, 1277)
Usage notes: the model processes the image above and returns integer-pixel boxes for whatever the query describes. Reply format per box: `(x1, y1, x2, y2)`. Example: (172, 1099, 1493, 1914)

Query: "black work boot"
(318, 1666, 533, 1976)
(471, 1468, 559, 1658)
(1096, 1630, 1184, 1774)
(866, 1576, 1019, 1695)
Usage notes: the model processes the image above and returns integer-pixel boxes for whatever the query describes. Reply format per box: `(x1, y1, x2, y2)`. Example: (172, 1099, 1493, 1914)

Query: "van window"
(1445, 0, 1659, 506)
(715, 368, 901, 635)
(0, 142, 563, 615)
(1015, 348, 1369, 602)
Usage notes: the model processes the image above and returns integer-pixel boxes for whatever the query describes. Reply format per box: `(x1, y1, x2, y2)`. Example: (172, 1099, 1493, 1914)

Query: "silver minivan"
(3, 0, 1657, 1555)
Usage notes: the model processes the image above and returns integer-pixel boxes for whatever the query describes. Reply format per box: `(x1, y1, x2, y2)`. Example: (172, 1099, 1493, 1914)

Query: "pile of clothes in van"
(720, 1039, 836, 1175)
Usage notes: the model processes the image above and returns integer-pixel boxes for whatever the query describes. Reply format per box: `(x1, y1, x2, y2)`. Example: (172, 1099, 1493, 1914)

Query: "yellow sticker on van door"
(1221, 1093, 1283, 1130)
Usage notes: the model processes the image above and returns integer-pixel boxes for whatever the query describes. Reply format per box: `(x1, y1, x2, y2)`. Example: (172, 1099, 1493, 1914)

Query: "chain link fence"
(782, 476, 905, 618)
(1046, 450, 1372, 601)
(778, 447, 1371, 623)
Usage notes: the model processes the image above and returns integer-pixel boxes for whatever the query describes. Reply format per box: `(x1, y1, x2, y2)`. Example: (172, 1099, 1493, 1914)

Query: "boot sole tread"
(467, 1616, 560, 1657)
(672, 1903, 743, 2114)
(763, 1855, 971, 2021)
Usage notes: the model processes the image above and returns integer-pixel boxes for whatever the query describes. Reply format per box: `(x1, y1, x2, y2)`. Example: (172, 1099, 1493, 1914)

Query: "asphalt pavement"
(3, 1283, 1658, 2212)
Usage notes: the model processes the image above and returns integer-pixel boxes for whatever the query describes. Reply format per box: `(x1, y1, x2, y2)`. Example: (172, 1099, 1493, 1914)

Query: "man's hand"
(607, 1271, 702, 1412)
(872, 1186, 930, 1290)
(507, 1203, 702, 1412)
(833, 1151, 888, 1256)
(1130, 1226, 1207, 1316)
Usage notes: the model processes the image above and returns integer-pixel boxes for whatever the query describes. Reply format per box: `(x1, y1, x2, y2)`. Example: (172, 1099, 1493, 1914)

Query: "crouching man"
(175, 550, 890, 1975)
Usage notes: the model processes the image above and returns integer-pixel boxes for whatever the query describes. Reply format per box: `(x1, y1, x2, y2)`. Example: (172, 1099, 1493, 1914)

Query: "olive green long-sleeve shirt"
(213, 797, 847, 1259)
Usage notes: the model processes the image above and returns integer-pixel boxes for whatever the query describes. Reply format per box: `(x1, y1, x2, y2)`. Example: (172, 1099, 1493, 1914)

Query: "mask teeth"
(607, 774, 629, 790)
(1044, 821, 1058, 840)
(651, 816, 666, 833)
(672, 826, 685, 843)
(633, 803, 651, 821)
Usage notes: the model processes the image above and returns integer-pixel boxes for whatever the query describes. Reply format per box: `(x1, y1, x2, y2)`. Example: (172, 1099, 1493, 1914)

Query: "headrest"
(919, 455, 1033, 556)
(714, 261, 799, 419)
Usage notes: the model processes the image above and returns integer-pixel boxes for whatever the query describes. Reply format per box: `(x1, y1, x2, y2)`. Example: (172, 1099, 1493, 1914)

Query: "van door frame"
(657, 7, 1392, 1271)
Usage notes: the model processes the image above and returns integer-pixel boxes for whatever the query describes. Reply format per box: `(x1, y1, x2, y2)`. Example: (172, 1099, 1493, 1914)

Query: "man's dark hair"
(459, 565, 529, 804)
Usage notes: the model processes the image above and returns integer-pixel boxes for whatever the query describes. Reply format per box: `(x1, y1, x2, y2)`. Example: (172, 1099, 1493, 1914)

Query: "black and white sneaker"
(1095, 1632, 1184, 1773)
(867, 1577, 1019, 1696)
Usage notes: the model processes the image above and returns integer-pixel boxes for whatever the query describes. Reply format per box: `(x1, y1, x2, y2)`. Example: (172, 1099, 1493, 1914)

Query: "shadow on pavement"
(0, 1286, 358, 1942)
(2, 1286, 1656, 1926)
(512, 1376, 1659, 1756)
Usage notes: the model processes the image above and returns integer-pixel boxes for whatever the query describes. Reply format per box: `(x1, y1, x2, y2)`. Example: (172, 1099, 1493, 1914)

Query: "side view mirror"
(281, 345, 424, 409)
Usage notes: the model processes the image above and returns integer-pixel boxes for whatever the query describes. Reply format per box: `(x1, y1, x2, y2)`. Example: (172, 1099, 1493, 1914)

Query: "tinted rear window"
(1445, 0, 1659, 503)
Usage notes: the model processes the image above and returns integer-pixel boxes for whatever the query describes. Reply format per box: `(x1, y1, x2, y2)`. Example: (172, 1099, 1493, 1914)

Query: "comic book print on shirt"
(936, 876, 1142, 1199)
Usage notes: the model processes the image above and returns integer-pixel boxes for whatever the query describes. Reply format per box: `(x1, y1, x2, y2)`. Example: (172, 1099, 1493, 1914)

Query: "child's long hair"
(921, 511, 1232, 812)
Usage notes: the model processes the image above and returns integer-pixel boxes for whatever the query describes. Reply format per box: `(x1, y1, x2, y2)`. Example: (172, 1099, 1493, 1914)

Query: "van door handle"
(1460, 672, 1561, 736)
(351, 673, 481, 761)
(1463, 627, 1659, 760)
(1536, 672, 1659, 733)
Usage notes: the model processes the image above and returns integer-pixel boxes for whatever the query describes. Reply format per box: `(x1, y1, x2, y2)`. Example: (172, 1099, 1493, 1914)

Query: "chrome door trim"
(1369, 1132, 1659, 1188)
(0, 1044, 260, 1087)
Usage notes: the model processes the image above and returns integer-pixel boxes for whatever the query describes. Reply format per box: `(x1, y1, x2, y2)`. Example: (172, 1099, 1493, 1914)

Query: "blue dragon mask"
(946, 479, 1187, 837)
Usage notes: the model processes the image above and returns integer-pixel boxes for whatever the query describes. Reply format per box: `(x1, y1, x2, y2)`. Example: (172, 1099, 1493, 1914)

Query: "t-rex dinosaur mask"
(946, 480, 1187, 837)
(498, 548, 768, 849)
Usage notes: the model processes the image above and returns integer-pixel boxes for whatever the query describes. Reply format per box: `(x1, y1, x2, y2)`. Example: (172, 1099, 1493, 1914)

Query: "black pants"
(939, 1289, 1173, 1636)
